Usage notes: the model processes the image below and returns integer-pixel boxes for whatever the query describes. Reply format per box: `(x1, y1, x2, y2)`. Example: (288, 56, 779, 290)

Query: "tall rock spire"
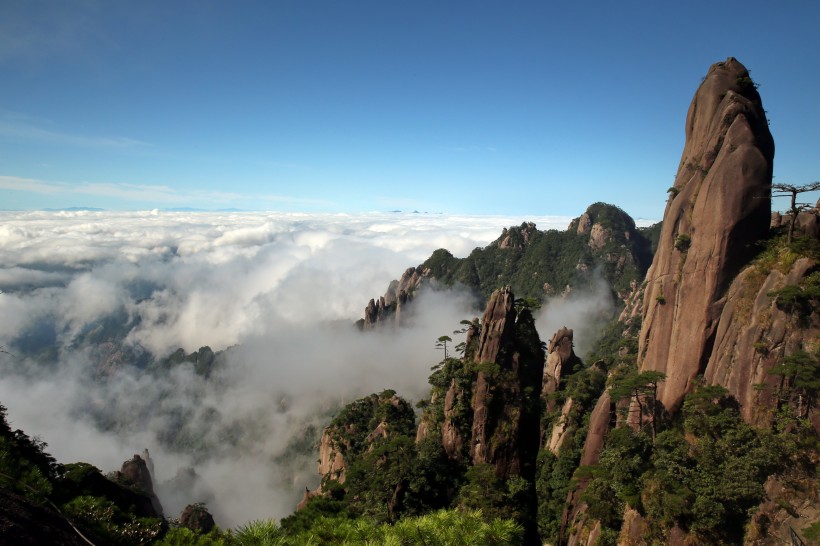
(638, 57, 774, 412)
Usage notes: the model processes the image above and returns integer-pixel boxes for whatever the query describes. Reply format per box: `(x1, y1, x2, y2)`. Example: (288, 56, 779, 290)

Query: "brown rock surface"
(469, 288, 516, 467)
(467, 287, 544, 481)
(541, 327, 579, 409)
(638, 57, 774, 412)
(546, 398, 574, 454)
(179, 503, 216, 533)
(118, 454, 163, 517)
(441, 379, 467, 459)
(472, 286, 516, 365)
(362, 267, 426, 329)
(704, 257, 819, 427)
(561, 391, 613, 543)
(318, 427, 348, 484)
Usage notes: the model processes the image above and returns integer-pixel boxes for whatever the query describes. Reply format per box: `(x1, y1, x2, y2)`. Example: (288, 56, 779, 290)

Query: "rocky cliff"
(638, 57, 775, 412)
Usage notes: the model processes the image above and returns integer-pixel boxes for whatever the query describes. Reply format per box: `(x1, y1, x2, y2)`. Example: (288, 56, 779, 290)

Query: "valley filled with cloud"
(0, 209, 617, 525)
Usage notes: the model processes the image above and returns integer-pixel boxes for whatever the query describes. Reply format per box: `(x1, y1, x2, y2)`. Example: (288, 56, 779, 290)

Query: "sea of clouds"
(0, 209, 619, 526)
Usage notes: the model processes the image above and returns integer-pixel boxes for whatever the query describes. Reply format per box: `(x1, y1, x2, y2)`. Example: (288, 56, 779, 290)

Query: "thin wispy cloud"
(0, 175, 337, 209)
(0, 112, 152, 150)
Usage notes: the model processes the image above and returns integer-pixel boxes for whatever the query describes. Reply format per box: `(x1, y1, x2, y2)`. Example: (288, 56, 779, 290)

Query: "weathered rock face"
(561, 391, 614, 544)
(498, 222, 537, 249)
(468, 287, 545, 481)
(179, 504, 216, 533)
(638, 57, 775, 412)
(745, 472, 820, 545)
(704, 257, 819, 427)
(472, 286, 516, 365)
(318, 428, 348, 484)
(317, 392, 416, 489)
(546, 398, 574, 454)
(441, 380, 468, 459)
(117, 454, 164, 517)
(362, 267, 428, 329)
(771, 199, 820, 241)
(541, 327, 580, 408)
(470, 288, 516, 469)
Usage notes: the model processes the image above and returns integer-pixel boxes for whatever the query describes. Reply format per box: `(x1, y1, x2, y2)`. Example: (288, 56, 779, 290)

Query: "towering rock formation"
(638, 57, 775, 412)
(541, 327, 581, 408)
(468, 287, 544, 481)
(115, 454, 164, 517)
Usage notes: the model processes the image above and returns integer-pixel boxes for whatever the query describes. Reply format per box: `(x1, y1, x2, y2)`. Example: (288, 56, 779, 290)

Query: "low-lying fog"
(0, 209, 612, 526)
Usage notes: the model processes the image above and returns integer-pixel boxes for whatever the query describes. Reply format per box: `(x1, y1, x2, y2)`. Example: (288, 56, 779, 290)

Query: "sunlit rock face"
(638, 57, 774, 413)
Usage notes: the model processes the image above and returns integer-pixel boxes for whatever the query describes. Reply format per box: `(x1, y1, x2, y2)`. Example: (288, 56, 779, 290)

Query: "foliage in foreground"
(230, 509, 523, 546)
(581, 385, 790, 544)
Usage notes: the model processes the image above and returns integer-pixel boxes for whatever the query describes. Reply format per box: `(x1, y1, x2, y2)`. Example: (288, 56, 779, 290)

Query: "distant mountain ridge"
(359, 202, 661, 330)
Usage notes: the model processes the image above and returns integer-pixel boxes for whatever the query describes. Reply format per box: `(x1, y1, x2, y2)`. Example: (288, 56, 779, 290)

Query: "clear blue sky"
(1, 0, 817, 218)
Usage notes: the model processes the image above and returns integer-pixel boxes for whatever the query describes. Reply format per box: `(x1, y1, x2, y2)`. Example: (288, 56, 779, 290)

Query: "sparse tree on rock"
(435, 335, 452, 360)
(771, 181, 820, 244)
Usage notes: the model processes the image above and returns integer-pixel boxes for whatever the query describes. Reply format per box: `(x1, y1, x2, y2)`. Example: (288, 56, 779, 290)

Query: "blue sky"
(0, 0, 817, 218)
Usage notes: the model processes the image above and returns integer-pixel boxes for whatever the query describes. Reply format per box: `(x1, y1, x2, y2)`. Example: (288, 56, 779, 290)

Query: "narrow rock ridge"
(362, 266, 427, 329)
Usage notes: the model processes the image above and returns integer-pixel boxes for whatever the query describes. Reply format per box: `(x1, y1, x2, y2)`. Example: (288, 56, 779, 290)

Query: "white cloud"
(0, 210, 573, 526)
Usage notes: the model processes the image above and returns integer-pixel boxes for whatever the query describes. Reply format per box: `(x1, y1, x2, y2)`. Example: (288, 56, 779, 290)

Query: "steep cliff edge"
(639, 57, 775, 412)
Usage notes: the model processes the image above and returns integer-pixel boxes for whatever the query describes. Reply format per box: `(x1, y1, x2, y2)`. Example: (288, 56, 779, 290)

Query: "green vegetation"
(240, 509, 523, 545)
(673, 233, 691, 252)
(417, 203, 655, 306)
(0, 404, 169, 545)
(767, 270, 820, 322)
(583, 385, 792, 544)
(768, 349, 819, 419)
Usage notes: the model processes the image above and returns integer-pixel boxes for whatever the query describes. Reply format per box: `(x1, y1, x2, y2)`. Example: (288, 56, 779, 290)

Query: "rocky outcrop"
(771, 199, 820, 241)
(179, 503, 216, 533)
(638, 57, 775, 412)
(469, 288, 514, 467)
(317, 392, 416, 489)
(362, 267, 428, 329)
(541, 327, 581, 409)
(546, 398, 574, 454)
(468, 287, 544, 481)
(296, 487, 318, 511)
(361, 202, 657, 329)
(704, 257, 819, 427)
(472, 286, 516, 366)
(117, 454, 164, 517)
(562, 391, 614, 544)
(745, 472, 819, 545)
(318, 428, 348, 485)
(441, 381, 468, 459)
(498, 222, 537, 249)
